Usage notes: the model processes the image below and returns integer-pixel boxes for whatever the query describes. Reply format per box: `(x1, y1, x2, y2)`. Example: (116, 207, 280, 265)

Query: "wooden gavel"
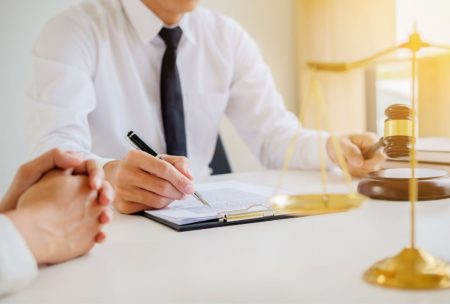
(363, 104, 414, 159)
(358, 103, 450, 201)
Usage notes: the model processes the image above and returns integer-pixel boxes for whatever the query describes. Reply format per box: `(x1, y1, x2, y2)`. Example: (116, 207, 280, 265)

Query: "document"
(390, 137, 450, 165)
(145, 181, 273, 225)
(416, 137, 450, 152)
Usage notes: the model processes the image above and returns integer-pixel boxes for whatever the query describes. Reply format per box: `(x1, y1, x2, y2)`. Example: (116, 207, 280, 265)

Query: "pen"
(126, 131, 211, 208)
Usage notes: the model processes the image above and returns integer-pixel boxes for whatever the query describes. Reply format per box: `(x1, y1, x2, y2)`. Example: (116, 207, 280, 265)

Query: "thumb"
(341, 138, 364, 168)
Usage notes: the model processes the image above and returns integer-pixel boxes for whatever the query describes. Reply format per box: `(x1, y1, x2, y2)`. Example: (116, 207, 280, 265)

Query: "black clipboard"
(139, 211, 295, 232)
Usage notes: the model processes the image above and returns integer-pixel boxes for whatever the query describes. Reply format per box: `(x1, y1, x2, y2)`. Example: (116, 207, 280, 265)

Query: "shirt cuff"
(0, 214, 38, 297)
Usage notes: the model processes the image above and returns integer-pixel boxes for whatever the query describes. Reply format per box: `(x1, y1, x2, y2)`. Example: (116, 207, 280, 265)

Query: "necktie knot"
(159, 27, 183, 49)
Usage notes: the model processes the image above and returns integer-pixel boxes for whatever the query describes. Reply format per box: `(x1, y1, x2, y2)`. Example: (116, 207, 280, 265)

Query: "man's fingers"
(328, 134, 386, 178)
(73, 159, 104, 190)
(114, 199, 163, 214)
(86, 160, 103, 190)
(348, 152, 386, 177)
(98, 181, 114, 206)
(0, 149, 86, 212)
(347, 133, 386, 176)
(362, 152, 386, 172)
(19, 148, 82, 184)
(115, 185, 174, 210)
(340, 138, 364, 168)
(95, 231, 107, 243)
(348, 133, 378, 149)
(111, 151, 190, 214)
(98, 209, 113, 225)
(128, 150, 194, 195)
(153, 161, 194, 195)
(50, 149, 85, 170)
(55, 150, 86, 167)
(348, 133, 379, 160)
(161, 155, 194, 180)
(128, 169, 185, 200)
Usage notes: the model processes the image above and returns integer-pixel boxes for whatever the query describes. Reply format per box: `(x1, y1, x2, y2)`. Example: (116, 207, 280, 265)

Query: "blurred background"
(1, 0, 450, 194)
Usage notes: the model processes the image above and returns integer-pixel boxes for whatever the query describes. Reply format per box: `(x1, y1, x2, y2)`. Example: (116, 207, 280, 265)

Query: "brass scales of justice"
(269, 28, 450, 289)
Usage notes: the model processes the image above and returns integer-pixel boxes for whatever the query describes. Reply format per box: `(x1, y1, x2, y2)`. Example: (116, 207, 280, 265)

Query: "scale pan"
(269, 193, 366, 216)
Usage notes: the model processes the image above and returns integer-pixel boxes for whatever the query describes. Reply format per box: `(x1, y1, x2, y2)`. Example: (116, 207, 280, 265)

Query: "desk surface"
(2, 170, 450, 304)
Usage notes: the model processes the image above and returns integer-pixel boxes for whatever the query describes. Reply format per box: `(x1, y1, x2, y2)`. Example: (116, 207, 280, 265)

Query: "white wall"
(0, 0, 81, 196)
(0, 0, 297, 194)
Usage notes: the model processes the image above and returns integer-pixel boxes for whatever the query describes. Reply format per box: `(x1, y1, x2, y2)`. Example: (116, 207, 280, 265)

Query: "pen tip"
(127, 131, 134, 137)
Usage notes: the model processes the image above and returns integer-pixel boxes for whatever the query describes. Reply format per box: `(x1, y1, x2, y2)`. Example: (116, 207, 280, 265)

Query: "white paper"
(416, 137, 450, 152)
(145, 181, 273, 225)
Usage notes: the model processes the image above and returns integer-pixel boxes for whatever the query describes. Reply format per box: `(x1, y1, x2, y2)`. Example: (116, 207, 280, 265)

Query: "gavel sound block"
(357, 104, 450, 201)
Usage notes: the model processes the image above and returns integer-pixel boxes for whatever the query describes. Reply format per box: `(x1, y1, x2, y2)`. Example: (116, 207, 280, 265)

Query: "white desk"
(2, 170, 450, 304)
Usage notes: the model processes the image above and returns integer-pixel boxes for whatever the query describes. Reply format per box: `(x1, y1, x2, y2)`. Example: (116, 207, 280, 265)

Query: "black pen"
(127, 131, 211, 207)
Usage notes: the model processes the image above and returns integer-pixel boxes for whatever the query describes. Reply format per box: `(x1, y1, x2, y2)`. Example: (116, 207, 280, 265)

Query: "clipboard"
(139, 209, 296, 232)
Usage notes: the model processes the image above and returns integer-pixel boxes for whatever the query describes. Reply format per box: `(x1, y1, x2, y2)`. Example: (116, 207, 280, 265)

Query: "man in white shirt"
(0, 149, 113, 297)
(28, 0, 385, 214)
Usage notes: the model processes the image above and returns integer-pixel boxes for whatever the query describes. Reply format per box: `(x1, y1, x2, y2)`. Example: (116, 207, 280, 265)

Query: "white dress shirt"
(28, 0, 331, 177)
(0, 215, 38, 297)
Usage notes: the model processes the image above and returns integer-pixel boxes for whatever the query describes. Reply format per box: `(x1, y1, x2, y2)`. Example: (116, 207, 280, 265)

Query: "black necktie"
(159, 27, 187, 157)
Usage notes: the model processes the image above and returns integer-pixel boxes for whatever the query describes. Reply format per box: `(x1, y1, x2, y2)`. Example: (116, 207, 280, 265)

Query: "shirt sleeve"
(0, 215, 38, 297)
(225, 21, 334, 170)
(27, 11, 114, 168)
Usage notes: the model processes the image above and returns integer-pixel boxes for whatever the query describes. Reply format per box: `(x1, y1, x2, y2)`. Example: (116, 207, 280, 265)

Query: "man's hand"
(7, 169, 113, 265)
(104, 150, 194, 214)
(0, 148, 105, 212)
(326, 133, 386, 177)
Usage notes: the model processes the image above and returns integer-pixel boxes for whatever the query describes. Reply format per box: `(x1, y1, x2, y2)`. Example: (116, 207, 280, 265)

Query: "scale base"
(358, 168, 450, 201)
(364, 247, 450, 289)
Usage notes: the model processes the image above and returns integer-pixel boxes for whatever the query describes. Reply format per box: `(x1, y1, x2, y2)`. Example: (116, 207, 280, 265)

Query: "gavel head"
(383, 104, 415, 158)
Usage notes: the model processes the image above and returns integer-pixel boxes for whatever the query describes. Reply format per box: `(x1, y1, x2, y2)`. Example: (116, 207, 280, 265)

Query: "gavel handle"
(363, 138, 385, 159)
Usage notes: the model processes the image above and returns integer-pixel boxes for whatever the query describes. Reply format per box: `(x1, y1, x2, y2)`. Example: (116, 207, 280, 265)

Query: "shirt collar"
(121, 0, 196, 45)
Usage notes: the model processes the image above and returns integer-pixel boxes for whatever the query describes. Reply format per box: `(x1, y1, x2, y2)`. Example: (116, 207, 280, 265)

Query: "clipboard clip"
(218, 208, 277, 222)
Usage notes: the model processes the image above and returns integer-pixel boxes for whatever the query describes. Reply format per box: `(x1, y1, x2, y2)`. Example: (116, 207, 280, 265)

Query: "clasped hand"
(1, 149, 114, 265)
